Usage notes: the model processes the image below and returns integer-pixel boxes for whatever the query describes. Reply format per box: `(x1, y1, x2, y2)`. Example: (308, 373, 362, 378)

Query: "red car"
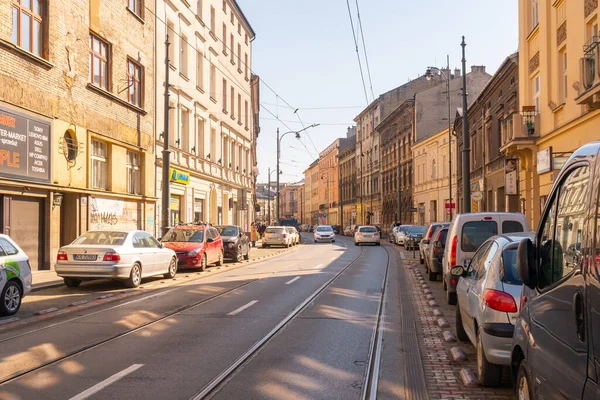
(161, 224, 224, 271)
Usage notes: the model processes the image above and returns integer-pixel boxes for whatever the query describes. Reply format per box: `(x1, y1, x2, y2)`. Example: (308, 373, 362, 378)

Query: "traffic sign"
(409, 207, 417, 212)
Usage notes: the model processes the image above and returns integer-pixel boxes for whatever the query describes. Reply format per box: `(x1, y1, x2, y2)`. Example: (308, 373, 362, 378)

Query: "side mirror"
(422, 239, 430, 245)
(206, 238, 214, 243)
(450, 265, 465, 277)
(517, 238, 536, 289)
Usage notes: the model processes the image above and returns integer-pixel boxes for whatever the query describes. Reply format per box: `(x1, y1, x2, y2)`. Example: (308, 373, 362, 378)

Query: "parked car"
(56, 230, 178, 288)
(420, 223, 449, 264)
(389, 226, 399, 243)
(512, 144, 600, 400)
(0, 235, 32, 316)
(285, 226, 300, 246)
(314, 225, 335, 243)
(425, 226, 449, 281)
(215, 225, 250, 262)
(405, 226, 426, 250)
(262, 226, 293, 248)
(354, 226, 380, 246)
(564, 242, 581, 267)
(393, 225, 412, 246)
(161, 225, 224, 271)
(450, 233, 534, 387)
(442, 212, 529, 305)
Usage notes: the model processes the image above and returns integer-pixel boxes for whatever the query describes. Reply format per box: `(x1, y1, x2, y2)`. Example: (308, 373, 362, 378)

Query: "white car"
(0, 235, 32, 316)
(285, 227, 300, 246)
(354, 226, 380, 246)
(262, 226, 293, 248)
(56, 230, 178, 288)
(314, 225, 335, 243)
(393, 225, 412, 245)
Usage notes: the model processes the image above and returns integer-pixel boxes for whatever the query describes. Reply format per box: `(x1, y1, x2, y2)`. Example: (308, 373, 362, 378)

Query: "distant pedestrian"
(250, 222, 258, 247)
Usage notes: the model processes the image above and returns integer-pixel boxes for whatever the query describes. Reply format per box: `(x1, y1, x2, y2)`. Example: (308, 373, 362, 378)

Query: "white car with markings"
(0, 235, 32, 316)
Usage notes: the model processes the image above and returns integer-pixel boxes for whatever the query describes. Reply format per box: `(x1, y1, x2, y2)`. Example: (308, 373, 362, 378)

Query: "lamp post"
(426, 54, 453, 221)
(461, 36, 471, 213)
(276, 124, 319, 222)
(321, 175, 330, 224)
(267, 167, 280, 225)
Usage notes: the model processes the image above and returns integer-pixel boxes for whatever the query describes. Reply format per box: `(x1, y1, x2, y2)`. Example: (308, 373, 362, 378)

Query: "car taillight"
(57, 251, 68, 261)
(483, 289, 518, 313)
(283, 234, 287, 238)
(103, 252, 121, 262)
(374, 232, 379, 236)
(450, 235, 457, 266)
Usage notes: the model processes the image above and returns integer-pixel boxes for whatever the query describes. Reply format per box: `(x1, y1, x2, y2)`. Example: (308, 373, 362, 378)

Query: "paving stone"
(426, 294, 435, 300)
(97, 294, 114, 300)
(68, 300, 89, 307)
(428, 300, 439, 307)
(450, 347, 468, 361)
(34, 307, 58, 316)
(432, 308, 443, 317)
(459, 368, 479, 388)
(443, 330, 458, 343)
(437, 318, 450, 328)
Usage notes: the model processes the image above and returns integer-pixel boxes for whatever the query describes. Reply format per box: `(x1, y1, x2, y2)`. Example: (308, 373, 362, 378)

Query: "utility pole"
(397, 159, 402, 224)
(267, 167, 271, 224)
(161, 31, 171, 236)
(276, 128, 281, 223)
(461, 36, 471, 213)
(447, 54, 454, 220)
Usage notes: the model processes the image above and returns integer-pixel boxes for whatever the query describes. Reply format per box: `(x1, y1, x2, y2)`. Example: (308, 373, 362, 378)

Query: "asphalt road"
(0, 234, 400, 400)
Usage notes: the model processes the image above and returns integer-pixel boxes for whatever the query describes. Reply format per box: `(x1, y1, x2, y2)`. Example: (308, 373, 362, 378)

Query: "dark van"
(512, 142, 600, 399)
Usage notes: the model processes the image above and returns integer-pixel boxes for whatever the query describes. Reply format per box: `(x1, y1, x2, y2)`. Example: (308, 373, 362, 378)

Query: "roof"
(230, 0, 256, 39)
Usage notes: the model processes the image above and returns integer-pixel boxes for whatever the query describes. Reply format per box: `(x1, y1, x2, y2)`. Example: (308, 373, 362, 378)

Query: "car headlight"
(188, 249, 199, 257)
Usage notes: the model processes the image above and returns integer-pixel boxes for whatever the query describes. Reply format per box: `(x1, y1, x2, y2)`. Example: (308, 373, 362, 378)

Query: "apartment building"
(339, 128, 357, 227)
(318, 140, 340, 225)
(279, 182, 302, 219)
(155, 0, 256, 231)
(303, 160, 320, 225)
(0, 0, 156, 269)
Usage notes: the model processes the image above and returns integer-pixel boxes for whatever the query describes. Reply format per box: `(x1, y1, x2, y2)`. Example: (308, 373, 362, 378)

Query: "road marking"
(227, 300, 258, 316)
(313, 264, 323, 269)
(285, 277, 301, 285)
(69, 364, 144, 400)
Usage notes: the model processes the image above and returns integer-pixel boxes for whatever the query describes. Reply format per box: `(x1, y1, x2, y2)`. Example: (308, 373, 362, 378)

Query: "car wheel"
(163, 257, 177, 279)
(216, 251, 224, 266)
(354, 242, 358, 246)
(236, 248, 243, 262)
(64, 277, 82, 288)
(477, 329, 502, 387)
(125, 263, 142, 288)
(428, 268, 437, 281)
(200, 254, 207, 271)
(516, 360, 533, 400)
(332, 240, 335, 243)
(244, 248, 250, 260)
(447, 290, 457, 305)
(0, 281, 22, 316)
(443, 277, 447, 291)
(314, 240, 317, 243)
(455, 304, 469, 341)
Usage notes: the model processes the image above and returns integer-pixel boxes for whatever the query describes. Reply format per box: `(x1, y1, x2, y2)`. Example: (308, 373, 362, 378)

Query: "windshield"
(217, 226, 238, 237)
(161, 229, 204, 243)
(316, 226, 333, 232)
(408, 226, 426, 235)
(73, 231, 128, 246)
(501, 248, 521, 285)
(266, 227, 284, 233)
(461, 221, 498, 252)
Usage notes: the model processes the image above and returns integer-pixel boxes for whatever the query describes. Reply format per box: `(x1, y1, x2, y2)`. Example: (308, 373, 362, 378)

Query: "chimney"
(471, 65, 486, 74)
(454, 68, 461, 78)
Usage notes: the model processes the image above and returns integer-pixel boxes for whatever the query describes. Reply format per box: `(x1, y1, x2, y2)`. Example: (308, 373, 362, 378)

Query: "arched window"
(432, 159, 436, 179)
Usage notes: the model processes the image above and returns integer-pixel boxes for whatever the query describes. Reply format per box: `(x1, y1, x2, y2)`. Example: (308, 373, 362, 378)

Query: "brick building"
(0, 0, 156, 269)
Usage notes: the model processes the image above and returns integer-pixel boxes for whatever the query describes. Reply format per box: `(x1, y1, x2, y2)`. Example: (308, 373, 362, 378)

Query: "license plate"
(74, 254, 97, 261)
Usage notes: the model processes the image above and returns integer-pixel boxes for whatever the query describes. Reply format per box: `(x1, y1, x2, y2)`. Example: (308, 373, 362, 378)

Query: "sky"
(236, 0, 519, 185)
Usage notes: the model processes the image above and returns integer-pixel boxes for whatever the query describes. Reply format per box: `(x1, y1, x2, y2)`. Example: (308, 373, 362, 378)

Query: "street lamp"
(425, 55, 454, 220)
(267, 167, 281, 225)
(276, 124, 319, 222)
(321, 175, 330, 224)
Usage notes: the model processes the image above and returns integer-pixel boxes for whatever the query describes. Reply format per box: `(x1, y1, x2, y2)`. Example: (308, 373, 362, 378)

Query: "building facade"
(279, 182, 302, 219)
(318, 140, 340, 225)
(155, 0, 256, 233)
(339, 130, 356, 228)
(0, 0, 156, 269)
(255, 183, 274, 224)
(303, 160, 320, 225)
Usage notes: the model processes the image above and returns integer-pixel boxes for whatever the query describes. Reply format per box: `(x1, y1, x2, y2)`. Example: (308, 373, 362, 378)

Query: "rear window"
(500, 248, 521, 284)
(502, 220, 524, 234)
(266, 228, 284, 233)
(359, 226, 377, 233)
(461, 221, 498, 252)
(436, 229, 448, 244)
(409, 226, 426, 235)
(317, 226, 333, 232)
(74, 231, 128, 245)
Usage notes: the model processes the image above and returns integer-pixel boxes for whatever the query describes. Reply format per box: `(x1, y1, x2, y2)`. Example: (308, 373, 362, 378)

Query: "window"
(196, 51, 204, 89)
(237, 22, 241, 35)
(244, 100, 248, 128)
(532, 0, 539, 29)
(432, 159, 436, 179)
(230, 86, 235, 118)
(559, 49, 567, 102)
(210, 6, 215, 32)
(127, 0, 141, 17)
(461, 221, 498, 252)
(91, 140, 108, 190)
(539, 166, 590, 288)
(180, 33, 188, 76)
(222, 23, 227, 53)
(237, 43, 241, 66)
(126, 150, 141, 194)
(230, 12, 234, 25)
(533, 75, 540, 112)
(222, 0, 226, 12)
(0, 238, 19, 256)
(180, 107, 190, 151)
(245, 34, 248, 45)
(194, 199, 204, 222)
(167, 22, 176, 65)
(89, 34, 109, 89)
(210, 64, 216, 99)
(230, 34, 235, 64)
(244, 53, 248, 79)
(127, 60, 142, 107)
(502, 220, 524, 233)
(168, 102, 176, 146)
(210, 128, 217, 159)
(237, 93, 241, 121)
(222, 78, 228, 112)
(11, 0, 43, 57)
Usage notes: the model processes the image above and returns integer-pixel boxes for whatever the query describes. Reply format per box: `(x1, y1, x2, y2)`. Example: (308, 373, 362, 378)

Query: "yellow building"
(412, 128, 457, 225)
(318, 140, 340, 225)
(509, 0, 600, 227)
(303, 160, 320, 225)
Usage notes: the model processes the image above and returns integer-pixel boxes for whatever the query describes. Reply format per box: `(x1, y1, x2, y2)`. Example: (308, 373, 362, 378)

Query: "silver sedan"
(55, 230, 178, 288)
(451, 232, 534, 387)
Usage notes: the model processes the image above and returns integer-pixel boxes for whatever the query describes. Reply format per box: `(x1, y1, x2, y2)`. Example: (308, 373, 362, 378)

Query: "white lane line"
(313, 264, 324, 269)
(285, 276, 301, 285)
(69, 364, 144, 400)
(227, 300, 259, 316)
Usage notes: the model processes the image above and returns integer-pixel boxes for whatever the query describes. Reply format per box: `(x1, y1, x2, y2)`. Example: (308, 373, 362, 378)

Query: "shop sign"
(537, 147, 552, 174)
(0, 106, 51, 182)
(170, 168, 190, 185)
(472, 192, 483, 202)
(505, 158, 519, 195)
(553, 156, 569, 171)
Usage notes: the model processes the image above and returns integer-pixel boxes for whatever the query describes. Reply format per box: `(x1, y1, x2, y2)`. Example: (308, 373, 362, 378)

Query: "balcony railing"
(500, 111, 540, 149)
(576, 37, 600, 109)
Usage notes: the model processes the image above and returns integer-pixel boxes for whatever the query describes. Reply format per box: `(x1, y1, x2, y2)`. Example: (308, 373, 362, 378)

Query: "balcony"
(499, 110, 540, 153)
(576, 39, 600, 109)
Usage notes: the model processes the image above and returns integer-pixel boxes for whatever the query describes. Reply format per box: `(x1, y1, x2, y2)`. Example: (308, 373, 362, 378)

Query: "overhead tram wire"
(345, 0, 370, 104)
(355, 0, 375, 100)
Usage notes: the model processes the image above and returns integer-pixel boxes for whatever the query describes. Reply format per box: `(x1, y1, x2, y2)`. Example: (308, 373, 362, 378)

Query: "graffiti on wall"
(90, 197, 139, 230)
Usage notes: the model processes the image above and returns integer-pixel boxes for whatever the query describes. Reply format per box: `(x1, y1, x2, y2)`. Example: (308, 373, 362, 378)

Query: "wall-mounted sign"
(537, 147, 552, 174)
(505, 158, 519, 195)
(170, 168, 190, 185)
(0, 106, 51, 182)
(409, 207, 418, 212)
(553, 156, 569, 171)
(472, 191, 483, 201)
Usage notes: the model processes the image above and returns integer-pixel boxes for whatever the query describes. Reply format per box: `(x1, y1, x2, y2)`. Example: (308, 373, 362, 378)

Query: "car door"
(458, 241, 492, 340)
(529, 163, 590, 399)
(144, 233, 168, 273)
(211, 228, 223, 260)
(468, 241, 499, 330)
(132, 232, 153, 274)
(203, 229, 214, 263)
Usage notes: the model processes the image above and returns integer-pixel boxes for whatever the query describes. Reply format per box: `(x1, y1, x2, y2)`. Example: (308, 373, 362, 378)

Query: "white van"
(442, 212, 530, 305)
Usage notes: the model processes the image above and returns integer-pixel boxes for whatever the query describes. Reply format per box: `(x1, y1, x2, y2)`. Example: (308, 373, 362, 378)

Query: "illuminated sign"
(170, 168, 190, 185)
(0, 106, 51, 182)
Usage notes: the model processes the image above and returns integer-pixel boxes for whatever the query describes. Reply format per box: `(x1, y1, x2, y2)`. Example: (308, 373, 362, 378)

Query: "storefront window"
(170, 195, 181, 226)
